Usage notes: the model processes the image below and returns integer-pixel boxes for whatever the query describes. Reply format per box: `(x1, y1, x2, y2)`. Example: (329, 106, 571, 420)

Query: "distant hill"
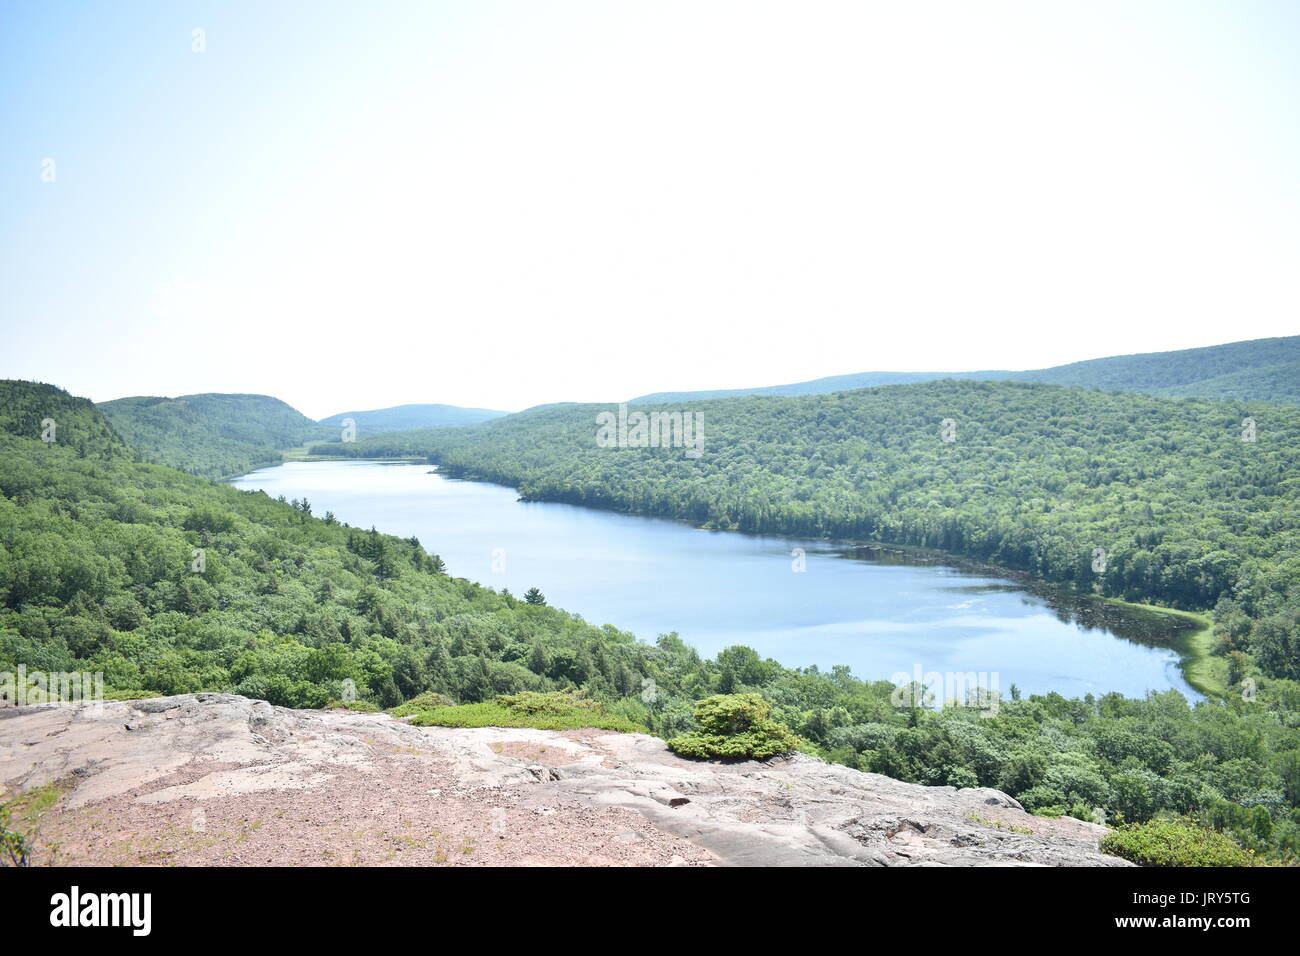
(1154, 361, 1300, 404)
(630, 336, 1300, 405)
(317, 403, 508, 436)
(98, 393, 328, 480)
(515, 402, 581, 415)
(1020, 336, 1300, 399)
(631, 370, 1015, 404)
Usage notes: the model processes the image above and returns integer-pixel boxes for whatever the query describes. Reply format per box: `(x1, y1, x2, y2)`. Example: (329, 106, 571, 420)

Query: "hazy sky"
(2, 1, 1298, 418)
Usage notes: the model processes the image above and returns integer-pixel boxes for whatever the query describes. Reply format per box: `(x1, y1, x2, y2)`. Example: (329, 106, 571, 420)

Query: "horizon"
(38, 329, 1299, 420)
(5, 1, 1300, 418)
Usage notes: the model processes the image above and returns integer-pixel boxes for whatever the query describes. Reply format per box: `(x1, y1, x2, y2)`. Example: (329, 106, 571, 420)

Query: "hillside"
(5, 378, 1300, 861)
(1140, 361, 1300, 404)
(0, 381, 654, 713)
(318, 403, 508, 435)
(98, 393, 330, 479)
(0, 380, 130, 460)
(1021, 336, 1300, 398)
(316, 381, 1300, 687)
(630, 370, 1016, 403)
(629, 336, 1300, 405)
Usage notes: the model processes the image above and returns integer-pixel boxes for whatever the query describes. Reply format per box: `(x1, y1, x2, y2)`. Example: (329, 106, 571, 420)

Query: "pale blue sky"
(2, 1, 1298, 418)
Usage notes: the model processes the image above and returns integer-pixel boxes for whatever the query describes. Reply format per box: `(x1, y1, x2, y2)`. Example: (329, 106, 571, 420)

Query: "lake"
(231, 459, 1200, 701)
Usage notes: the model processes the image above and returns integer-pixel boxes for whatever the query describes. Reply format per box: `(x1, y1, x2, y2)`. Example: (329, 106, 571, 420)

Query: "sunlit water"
(231, 460, 1199, 700)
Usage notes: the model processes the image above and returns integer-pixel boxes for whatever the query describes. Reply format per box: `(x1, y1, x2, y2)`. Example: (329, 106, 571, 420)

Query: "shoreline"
(234, 455, 1222, 702)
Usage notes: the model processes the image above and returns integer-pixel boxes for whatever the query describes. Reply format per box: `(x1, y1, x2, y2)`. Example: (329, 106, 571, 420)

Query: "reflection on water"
(231, 460, 1200, 701)
(837, 545, 1200, 653)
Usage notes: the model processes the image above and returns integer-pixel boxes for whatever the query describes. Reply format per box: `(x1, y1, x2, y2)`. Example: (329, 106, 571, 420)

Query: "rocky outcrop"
(0, 694, 1127, 866)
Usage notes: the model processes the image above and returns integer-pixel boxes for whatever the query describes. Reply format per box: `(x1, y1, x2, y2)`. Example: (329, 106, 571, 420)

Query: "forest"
(314, 380, 1300, 684)
(97, 392, 330, 480)
(4, 379, 1300, 862)
(1016, 334, 1300, 400)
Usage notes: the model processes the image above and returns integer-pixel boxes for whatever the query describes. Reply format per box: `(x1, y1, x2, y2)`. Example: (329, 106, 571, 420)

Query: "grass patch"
(1100, 598, 1224, 698)
(1174, 611, 1225, 698)
(323, 698, 382, 713)
(1, 781, 69, 866)
(392, 690, 647, 733)
(966, 812, 1033, 834)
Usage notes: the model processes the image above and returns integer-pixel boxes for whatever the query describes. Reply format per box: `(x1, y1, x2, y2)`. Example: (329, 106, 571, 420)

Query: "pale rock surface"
(0, 694, 1127, 866)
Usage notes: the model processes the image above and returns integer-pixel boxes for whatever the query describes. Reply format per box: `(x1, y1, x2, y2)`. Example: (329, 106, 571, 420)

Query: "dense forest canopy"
(4, 380, 1300, 861)
(1018, 335, 1300, 397)
(315, 380, 1300, 682)
(97, 392, 330, 480)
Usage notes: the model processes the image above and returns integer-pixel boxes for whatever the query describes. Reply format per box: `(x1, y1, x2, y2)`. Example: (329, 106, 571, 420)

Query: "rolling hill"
(1019, 335, 1300, 396)
(6, 377, 1300, 862)
(317, 403, 508, 435)
(97, 393, 330, 480)
(321, 379, 1300, 631)
(630, 370, 1017, 403)
(629, 336, 1300, 405)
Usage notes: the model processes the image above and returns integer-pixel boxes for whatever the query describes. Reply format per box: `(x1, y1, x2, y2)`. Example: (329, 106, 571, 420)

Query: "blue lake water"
(231, 459, 1199, 701)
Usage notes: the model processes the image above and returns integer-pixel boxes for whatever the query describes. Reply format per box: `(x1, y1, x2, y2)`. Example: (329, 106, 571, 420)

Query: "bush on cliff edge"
(1101, 818, 1257, 867)
(667, 694, 800, 760)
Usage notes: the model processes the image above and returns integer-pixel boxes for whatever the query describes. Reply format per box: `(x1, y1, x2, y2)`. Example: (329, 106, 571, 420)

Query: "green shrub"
(395, 690, 646, 732)
(390, 691, 456, 714)
(324, 698, 381, 712)
(1101, 818, 1257, 867)
(667, 694, 800, 760)
(0, 805, 31, 867)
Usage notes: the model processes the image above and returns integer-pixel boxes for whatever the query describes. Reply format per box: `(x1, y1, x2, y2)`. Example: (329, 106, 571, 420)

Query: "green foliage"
(0, 804, 31, 867)
(0, 383, 670, 716)
(3, 379, 1297, 866)
(323, 380, 1300, 685)
(393, 690, 646, 732)
(324, 698, 382, 712)
(1101, 818, 1258, 867)
(0, 380, 128, 461)
(667, 694, 801, 760)
(393, 691, 456, 711)
(98, 393, 331, 479)
(1020, 335, 1300, 403)
(0, 782, 63, 866)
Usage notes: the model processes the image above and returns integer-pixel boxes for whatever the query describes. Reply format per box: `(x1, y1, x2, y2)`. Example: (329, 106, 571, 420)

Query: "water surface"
(231, 460, 1199, 700)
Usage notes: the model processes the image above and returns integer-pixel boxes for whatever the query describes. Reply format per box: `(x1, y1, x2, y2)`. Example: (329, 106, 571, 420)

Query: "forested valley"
(3, 379, 1300, 862)
(316, 381, 1300, 683)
